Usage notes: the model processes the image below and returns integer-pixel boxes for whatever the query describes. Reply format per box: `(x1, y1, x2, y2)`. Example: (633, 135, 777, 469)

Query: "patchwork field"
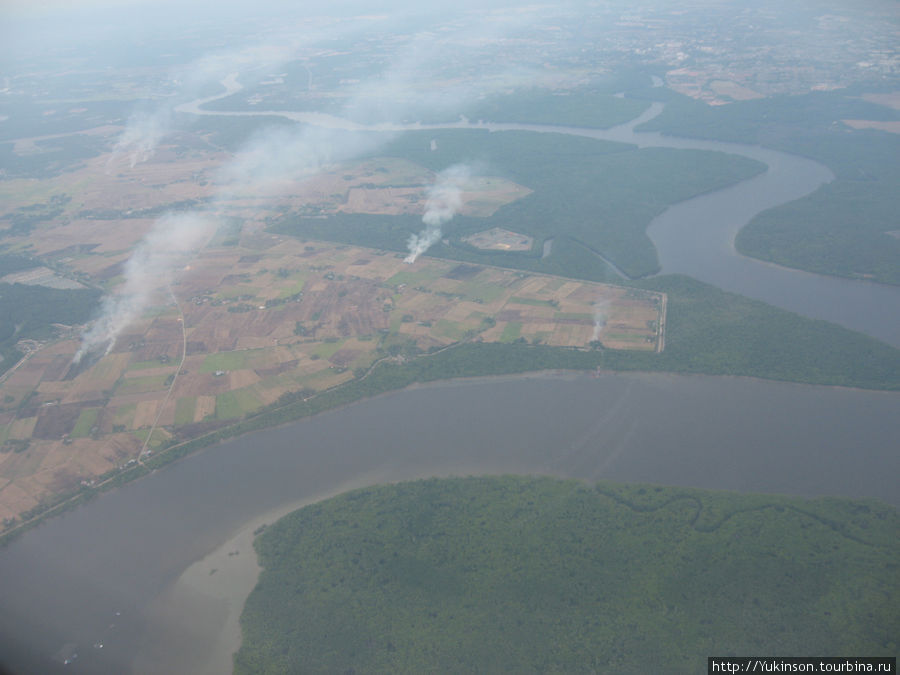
(0, 123, 663, 526)
(1, 132, 531, 293)
(0, 234, 664, 524)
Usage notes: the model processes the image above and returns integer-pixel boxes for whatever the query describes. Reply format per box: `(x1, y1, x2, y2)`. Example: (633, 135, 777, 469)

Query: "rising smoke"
(106, 30, 352, 172)
(591, 300, 610, 342)
(75, 8, 556, 361)
(108, 108, 173, 169)
(74, 212, 216, 362)
(405, 164, 473, 264)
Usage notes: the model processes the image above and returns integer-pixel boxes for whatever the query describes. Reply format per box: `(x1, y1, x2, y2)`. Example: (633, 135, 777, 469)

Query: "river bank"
(2, 86, 900, 674)
(179, 76, 900, 347)
(131, 497, 320, 675)
(140, 370, 900, 674)
(2, 371, 896, 674)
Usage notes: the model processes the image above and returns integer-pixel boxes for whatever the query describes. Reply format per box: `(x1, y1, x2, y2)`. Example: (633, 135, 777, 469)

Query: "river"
(0, 373, 898, 673)
(1, 88, 899, 674)
(178, 83, 900, 347)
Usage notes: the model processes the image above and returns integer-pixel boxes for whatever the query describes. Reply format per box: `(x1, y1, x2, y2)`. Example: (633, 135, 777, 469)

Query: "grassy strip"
(235, 475, 899, 674)
(612, 275, 900, 389)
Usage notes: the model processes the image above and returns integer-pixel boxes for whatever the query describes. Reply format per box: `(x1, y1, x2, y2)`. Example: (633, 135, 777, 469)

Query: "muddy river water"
(1, 93, 899, 674)
(0, 373, 897, 673)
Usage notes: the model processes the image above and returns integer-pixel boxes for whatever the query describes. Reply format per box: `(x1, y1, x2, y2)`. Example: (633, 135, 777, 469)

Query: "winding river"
(178, 80, 900, 347)
(0, 87, 898, 675)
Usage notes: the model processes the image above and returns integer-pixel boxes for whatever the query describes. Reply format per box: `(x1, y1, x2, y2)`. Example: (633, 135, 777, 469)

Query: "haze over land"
(0, 0, 898, 672)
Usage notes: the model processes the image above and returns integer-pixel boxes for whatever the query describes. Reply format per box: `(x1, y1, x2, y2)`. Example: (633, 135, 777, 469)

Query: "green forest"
(638, 89, 900, 285)
(271, 128, 765, 280)
(235, 475, 900, 674)
(445, 88, 650, 128)
(0, 282, 100, 375)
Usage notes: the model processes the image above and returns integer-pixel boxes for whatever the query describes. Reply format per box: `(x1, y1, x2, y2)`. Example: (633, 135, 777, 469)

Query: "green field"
(311, 339, 346, 359)
(200, 349, 263, 373)
(132, 427, 169, 449)
(236, 476, 900, 674)
(174, 397, 197, 426)
(500, 321, 522, 342)
(604, 332, 646, 343)
(510, 296, 556, 307)
(386, 266, 446, 287)
(554, 312, 593, 321)
(457, 281, 505, 303)
(432, 319, 466, 341)
(127, 358, 173, 371)
(215, 388, 263, 420)
(70, 408, 99, 438)
(114, 374, 170, 395)
(276, 277, 306, 299)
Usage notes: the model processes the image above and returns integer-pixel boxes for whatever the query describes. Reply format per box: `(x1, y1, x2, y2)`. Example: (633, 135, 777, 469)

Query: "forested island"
(236, 476, 900, 673)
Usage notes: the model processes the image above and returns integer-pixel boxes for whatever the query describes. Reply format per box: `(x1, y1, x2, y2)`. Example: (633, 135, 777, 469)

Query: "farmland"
(0, 126, 663, 526)
(4, 80, 897, 538)
(0, 235, 663, 524)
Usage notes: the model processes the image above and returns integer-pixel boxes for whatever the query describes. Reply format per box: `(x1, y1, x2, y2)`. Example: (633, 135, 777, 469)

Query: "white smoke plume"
(74, 212, 217, 362)
(591, 300, 610, 342)
(108, 108, 173, 169)
(219, 126, 384, 199)
(77, 8, 559, 360)
(405, 164, 472, 264)
(106, 26, 356, 172)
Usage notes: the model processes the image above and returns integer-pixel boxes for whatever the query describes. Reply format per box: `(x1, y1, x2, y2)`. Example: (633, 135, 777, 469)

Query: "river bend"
(178, 86, 900, 346)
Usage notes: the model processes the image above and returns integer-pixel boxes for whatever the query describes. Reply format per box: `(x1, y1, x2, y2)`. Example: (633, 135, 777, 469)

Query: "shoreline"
(131, 471, 400, 675)
(1, 372, 897, 674)
(133, 371, 900, 673)
(4, 364, 895, 550)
